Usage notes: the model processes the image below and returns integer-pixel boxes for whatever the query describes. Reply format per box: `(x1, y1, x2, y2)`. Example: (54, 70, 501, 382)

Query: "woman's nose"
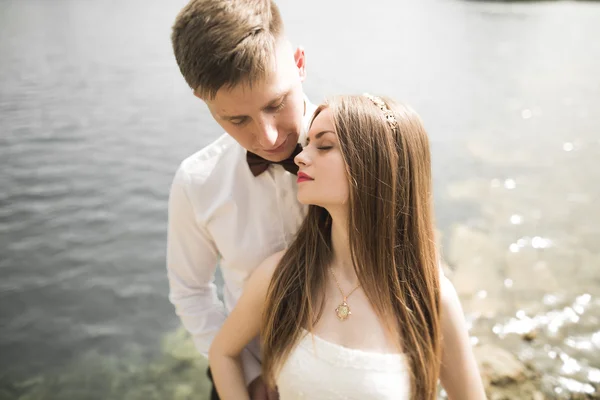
(294, 148, 309, 167)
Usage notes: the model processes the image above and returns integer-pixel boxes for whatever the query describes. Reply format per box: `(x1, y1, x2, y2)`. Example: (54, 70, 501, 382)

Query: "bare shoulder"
(439, 275, 459, 304)
(245, 250, 286, 294)
(260, 250, 286, 275)
(439, 274, 466, 322)
(439, 275, 468, 328)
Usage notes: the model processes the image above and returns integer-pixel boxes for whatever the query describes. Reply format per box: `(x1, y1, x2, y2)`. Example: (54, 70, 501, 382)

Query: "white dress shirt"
(167, 99, 317, 385)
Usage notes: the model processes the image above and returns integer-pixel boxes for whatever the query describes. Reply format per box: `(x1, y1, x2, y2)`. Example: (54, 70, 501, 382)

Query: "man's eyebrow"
(306, 130, 335, 143)
(220, 113, 246, 121)
(220, 90, 290, 121)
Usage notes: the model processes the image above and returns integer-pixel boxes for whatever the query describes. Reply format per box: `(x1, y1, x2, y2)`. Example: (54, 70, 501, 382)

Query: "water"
(1, 0, 599, 398)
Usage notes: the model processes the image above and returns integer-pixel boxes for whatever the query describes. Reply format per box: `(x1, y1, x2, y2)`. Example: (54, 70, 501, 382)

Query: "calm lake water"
(1, 0, 599, 398)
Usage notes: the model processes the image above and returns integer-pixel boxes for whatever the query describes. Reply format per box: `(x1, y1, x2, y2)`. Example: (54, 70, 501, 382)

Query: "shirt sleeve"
(166, 165, 225, 356)
(166, 165, 262, 386)
(240, 346, 262, 385)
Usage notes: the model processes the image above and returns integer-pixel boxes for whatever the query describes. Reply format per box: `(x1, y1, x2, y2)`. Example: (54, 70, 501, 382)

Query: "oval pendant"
(335, 301, 351, 321)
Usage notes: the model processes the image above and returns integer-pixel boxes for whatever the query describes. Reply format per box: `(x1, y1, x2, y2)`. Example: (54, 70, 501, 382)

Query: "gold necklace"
(329, 268, 361, 321)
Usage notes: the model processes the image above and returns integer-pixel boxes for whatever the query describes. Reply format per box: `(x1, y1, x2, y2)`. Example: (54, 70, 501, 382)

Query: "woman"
(209, 94, 486, 399)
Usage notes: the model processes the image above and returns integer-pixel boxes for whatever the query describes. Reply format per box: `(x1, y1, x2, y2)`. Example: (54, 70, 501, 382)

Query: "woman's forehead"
(308, 109, 334, 136)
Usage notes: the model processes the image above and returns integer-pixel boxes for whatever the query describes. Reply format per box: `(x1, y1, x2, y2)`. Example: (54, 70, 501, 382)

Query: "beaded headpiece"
(363, 93, 398, 133)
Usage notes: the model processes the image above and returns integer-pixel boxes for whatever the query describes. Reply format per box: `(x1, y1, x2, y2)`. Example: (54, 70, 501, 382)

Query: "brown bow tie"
(246, 144, 302, 177)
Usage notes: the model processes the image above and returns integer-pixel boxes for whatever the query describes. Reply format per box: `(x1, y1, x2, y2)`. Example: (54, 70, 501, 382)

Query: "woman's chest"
(312, 293, 398, 353)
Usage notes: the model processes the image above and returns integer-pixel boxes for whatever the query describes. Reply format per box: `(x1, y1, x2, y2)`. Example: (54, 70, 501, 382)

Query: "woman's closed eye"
(304, 137, 334, 149)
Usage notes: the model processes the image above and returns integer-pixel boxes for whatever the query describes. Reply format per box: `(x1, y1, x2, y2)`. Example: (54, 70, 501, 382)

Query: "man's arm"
(167, 165, 225, 352)
(166, 166, 262, 384)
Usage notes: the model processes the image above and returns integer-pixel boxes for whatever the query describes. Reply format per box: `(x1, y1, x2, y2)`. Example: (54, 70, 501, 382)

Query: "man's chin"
(259, 151, 293, 162)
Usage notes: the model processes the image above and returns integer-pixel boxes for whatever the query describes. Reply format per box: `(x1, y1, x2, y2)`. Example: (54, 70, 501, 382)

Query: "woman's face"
(294, 108, 349, 207)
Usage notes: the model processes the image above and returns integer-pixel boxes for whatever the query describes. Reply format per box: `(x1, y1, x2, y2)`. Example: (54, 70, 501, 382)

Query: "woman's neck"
(328, 207, 357, 282)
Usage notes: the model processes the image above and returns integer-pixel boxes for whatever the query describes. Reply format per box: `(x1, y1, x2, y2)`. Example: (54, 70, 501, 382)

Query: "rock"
(522, 329, 538, 342)
(161, 327, 204, 364)
(473, 344, 544, 399)
(447, 225, 507, 316)
(474, 344, 527, 386)
(173, 383, 195, 400)
(532, 391, 545, 400)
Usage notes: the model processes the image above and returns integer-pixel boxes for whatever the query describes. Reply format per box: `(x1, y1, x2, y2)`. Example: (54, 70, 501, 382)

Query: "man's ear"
(294, 46, 306, 82)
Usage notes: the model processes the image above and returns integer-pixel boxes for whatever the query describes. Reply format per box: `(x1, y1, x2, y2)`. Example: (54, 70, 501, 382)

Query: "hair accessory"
(363, 93, 398, 133)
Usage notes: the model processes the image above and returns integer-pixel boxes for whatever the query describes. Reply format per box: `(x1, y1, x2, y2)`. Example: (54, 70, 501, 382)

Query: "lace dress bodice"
(276, 330, 410, 399)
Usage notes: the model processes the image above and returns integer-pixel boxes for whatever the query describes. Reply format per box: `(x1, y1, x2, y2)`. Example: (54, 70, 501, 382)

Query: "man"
(167, 0, 315, 398)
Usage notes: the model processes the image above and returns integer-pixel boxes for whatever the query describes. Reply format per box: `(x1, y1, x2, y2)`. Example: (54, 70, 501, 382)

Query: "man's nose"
(255, 117, 279, 149)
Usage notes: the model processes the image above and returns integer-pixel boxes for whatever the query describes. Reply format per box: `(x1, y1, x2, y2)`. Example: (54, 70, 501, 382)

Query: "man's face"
(201, 40, 307, 162)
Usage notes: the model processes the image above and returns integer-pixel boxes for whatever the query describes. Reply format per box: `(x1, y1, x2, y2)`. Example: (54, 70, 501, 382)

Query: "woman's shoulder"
(245, 250, 286, 294)
(257, 250, 285, 278)
(439, 274, 458, 305)
(439, 274, 468, 332)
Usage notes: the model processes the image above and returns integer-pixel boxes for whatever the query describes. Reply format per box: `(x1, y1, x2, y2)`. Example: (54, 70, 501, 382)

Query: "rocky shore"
(2, 325, 595, 400)
(3, 221, 598, 399)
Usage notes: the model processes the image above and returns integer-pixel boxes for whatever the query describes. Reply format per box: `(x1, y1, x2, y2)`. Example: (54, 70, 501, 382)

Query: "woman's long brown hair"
(261, 95, 442, 399)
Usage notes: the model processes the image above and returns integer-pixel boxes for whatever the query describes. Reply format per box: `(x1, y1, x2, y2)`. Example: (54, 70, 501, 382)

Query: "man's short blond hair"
(172, 0, 284, 99)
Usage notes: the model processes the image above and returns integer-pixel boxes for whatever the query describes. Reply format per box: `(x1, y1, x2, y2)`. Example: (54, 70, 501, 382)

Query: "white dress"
(276, 330, 411, 399)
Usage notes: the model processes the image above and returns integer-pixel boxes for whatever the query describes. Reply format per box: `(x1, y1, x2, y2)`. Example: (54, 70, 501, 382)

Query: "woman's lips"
(297, 172, 313, 183)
